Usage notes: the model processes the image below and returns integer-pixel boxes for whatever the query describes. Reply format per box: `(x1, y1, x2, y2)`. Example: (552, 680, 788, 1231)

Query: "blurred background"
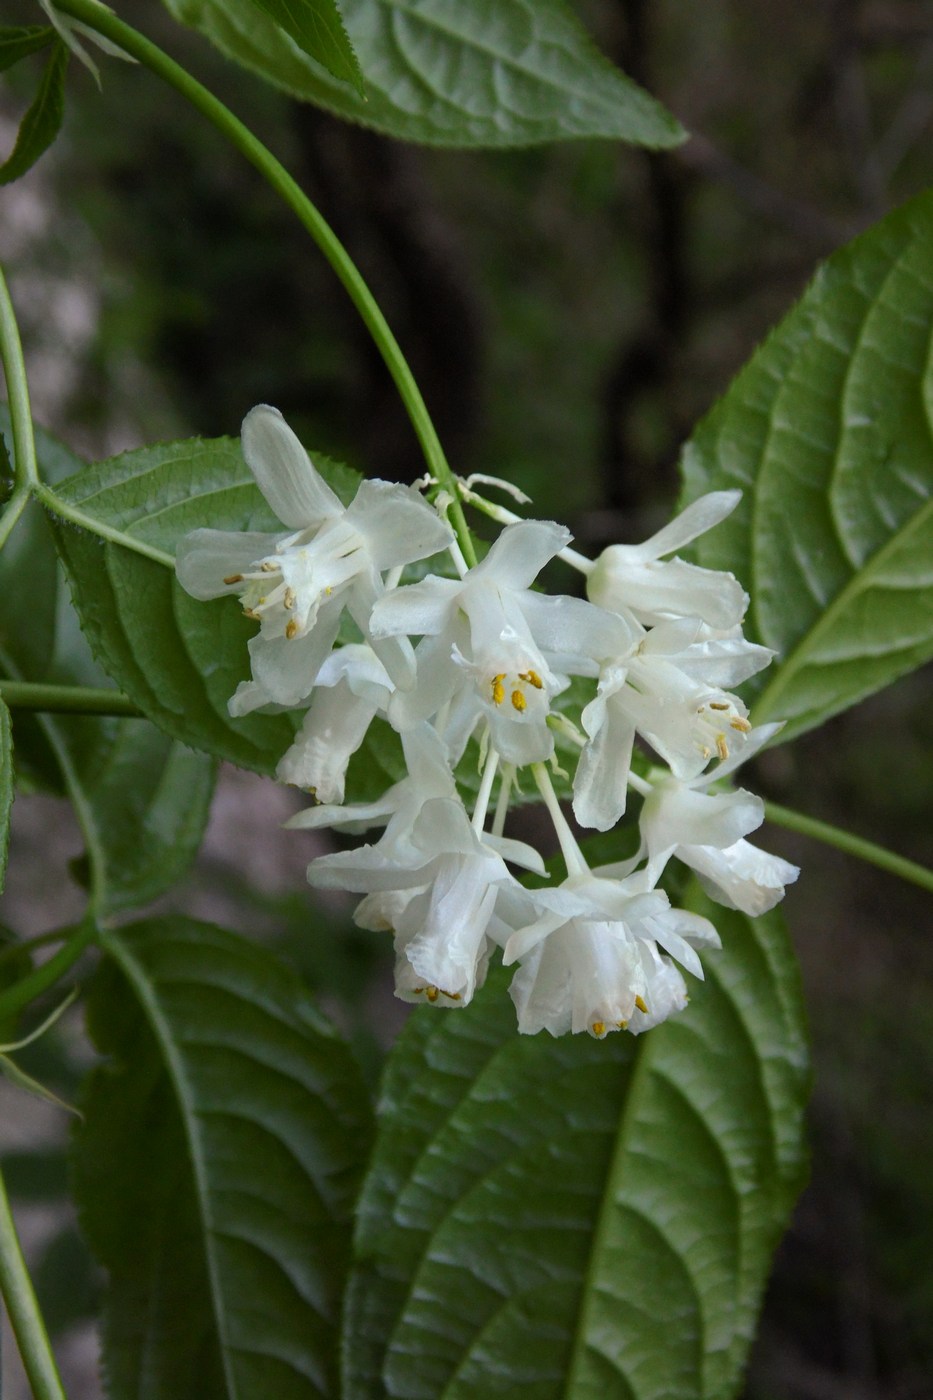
(1, 1, 933, 1396)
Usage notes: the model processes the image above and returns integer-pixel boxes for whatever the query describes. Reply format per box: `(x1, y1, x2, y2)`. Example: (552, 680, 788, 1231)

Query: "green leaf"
(71, 916, 373, 1399)
(43, 435, 359, 776)
(159, 0, 685, 149)
(0, 697, 11, 896)
(244, 0, 363, 93)
(0, 38, 68, 186)
(0, 25, 53, 72)
(343, 883, 808, 1399)
(0, 415, 216, 913)
(680, 190, 933, 743)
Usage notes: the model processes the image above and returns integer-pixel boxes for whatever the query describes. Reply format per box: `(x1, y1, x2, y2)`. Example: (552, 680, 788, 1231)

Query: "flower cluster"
(177, 406, 798, 1039)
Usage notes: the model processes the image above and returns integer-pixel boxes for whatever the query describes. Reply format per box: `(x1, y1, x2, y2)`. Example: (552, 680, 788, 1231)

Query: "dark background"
(2, 1, 933, 1396)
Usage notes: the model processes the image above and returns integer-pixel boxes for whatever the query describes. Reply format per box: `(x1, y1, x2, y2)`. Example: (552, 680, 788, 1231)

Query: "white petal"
(472, 519, 571, 590)
(241, 405, 343, 528)
(519, 592, 634, 664)
(275, 683, 377, 802)
(368, 575, 460, 639)
(350, 480, 453, 569)
(573, 689, 636, 831)
(685, 840, 800, 916)
(241, 606, 342, 708)
(630, 491, 741, 559)
(174, 529, 282, 599)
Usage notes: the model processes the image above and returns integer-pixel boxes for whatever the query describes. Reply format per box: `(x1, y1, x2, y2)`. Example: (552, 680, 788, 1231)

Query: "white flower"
(308, 789, 544, 1007)
(587, 490, 747, 629)
(501, 873, 720, 1038)
(275, 644, 391, 804)
(175, 405, 453, 713)
(573, 617, 774, 830)
(369, 520, 630, 766)
(635, 724, 800, 915)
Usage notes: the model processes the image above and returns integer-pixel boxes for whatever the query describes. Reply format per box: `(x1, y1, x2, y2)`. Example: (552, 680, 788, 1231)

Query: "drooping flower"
(175, 405, 453, 713)
(587, 490, 747, 629)
(309, 788, 544, 1008)
(501, 873, 720, 1038)
(634, 724, 800, 915)
(275, 644, 392, 804)
(369, 519, 631, 766)
(573, 618, 774, 830)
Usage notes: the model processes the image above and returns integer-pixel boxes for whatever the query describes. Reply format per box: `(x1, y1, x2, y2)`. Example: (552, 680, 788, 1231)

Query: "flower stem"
(0, 1165, 66, 1400)
(764, 800, 933, 894)
(0, 920, 97, 1026)
(472, 746, 500, 833)
(0, 680, 141, 717)
(532, 763, 588, 878)
(52, 0, 476, 566)
(0, 264, 38, 494)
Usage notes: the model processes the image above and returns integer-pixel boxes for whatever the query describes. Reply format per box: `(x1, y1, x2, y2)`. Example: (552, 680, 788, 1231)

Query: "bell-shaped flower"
(175, 405, 453, 713)
(275, 644, 392, 804)
(369, 519, 631, 767)
(573, 618, 774, 830)
(635, 723, 800, 915)
(501, 873, 720, 1038)
(587, 490, 747, 629)
(309, 792, 544, 1007)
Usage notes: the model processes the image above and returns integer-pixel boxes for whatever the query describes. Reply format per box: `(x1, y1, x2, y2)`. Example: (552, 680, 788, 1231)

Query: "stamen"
(592, 1020, 606, 1038)
(709, 701, 729, 711)
(617, 1020, 629, 1030)
(491, 674, 505, 706)
(223, 573, 243, 585)
(634, 995, 649, 1014)
(510, 689, 526, 712)
(283, 587, 296, 610)
(519, 670, 543, 689)
(285, 618, 299, 640)
(260, 560, 277, 572)
(731, 716, 751, 732)
(243, 607, 260, 621)
(425, 986, 439, 1003)
(716, 734, 729, 760)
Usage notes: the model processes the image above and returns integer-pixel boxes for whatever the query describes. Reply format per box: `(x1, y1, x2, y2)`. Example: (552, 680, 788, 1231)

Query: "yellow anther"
(617, 1020, 629, 1030)
(635, 995, 649, 1014)
(285, 618, 299, 640)
(243, 607, 260, 621)
(325, 586, 333, 596)
(491, 674, 506, 706)
(426, 986, 439, 1003)
(731, 716, 751, 733)
(283, 587, 296, 610)
(520, 670, 543, 689)
(591, 1020, 606, 1038)
(716, 733, 729, 761)
(511, 689, 526, 712)
(260, 560, 277, 572)
(709, 701, 729, 711)
(700, 745, 712, 760)
(448, 991, 462, 1002)
(223, 573, 243, 585)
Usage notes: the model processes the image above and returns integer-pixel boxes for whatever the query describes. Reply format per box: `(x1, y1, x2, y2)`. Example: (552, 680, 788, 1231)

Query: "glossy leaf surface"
(160, 0, 685, 148)
(680, 190, 933, 742)
(343, 883, 809, 1399)
(43, 435, 359, 776)
(245, 0, 363, 91)
(0, 416, 215, 913)
(72, 916, 373, 1398)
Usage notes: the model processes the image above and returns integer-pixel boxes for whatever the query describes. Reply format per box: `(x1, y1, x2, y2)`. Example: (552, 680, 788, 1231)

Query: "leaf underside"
(160, 0, 685, 149)
(245, 0, 363, 92)
(680, 188, 933, 743)
(342, 883, 809, 1399)
(71, 916, 374, 1400)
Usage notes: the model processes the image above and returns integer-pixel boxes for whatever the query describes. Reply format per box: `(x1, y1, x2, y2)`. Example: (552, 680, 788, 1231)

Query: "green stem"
(53, 0, 476, 566)
(34, 481, 175, 568)
(0, 264, 38, 494)
(0, 920, 97, 1026)
(0, 680, 141, 717)
(764, 800, 933, 894)
(0, 484, 31, 553)
(0, 1165, 66, 1400)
